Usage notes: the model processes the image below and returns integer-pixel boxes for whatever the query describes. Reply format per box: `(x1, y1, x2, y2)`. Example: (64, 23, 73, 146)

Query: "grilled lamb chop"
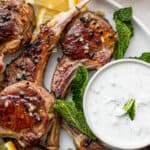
(0, 81, 54, 147)
(63, 121, 109, 150)
(51, 11, 116, 98)
(0, 0, 91, 90)
(61, 12, 116, 61)
(0, 0, 35, 54)
(0, 0, 91, 149)
(51, 10, 116, 150)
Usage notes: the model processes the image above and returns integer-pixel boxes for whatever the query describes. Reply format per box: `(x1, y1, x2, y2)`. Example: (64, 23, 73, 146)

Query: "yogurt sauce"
(84, 59, 150, 149)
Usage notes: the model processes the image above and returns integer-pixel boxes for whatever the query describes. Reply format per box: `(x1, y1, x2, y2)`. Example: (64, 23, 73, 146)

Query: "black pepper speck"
(89, 30, 94, 37)
(1, 13, 11, 21)
(32, 56, 39, 64)
(108, 34, 113, 39)
(80, 17, 89, 25)
(19, 91, 24, 98)
(83, 139, 92, 147)
(100, 31, 104, 35)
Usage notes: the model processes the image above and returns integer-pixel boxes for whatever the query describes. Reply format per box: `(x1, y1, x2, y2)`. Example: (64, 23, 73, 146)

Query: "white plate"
(4, 0, 150, 149)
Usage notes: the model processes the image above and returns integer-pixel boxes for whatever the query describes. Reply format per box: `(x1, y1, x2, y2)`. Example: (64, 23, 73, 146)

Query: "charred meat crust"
(0, 81, 54, 146)
(52, 11, 116, 98)
(0, 0, 35, 54)
(0, 23, 57, 90)
(51, 56, 82, 98)
(61, 11, 116, 63)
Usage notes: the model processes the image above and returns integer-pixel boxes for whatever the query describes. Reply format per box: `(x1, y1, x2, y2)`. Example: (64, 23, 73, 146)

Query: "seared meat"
(63, 121, 109, 150)
(51, 11, 116, 150)
(0, 53, 4, 74)
(0, 0, 91, 149)
(61, 11, 116, 62)
(0, 0, 90, 90)
(51, 11, 116, 98)
(52, 57, 81, 98)
(51, 55, 102, 98)
(0, 81, 54, 147)
(0, 0, 35, 54)
(52, 56, 102, 98)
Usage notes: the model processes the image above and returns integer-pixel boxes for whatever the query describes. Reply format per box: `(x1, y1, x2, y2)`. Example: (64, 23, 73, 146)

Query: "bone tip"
(76, 0, 91, 9)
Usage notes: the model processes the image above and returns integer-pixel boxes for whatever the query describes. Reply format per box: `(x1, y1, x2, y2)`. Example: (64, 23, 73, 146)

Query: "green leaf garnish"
(54, 100, 96, 140)
(133, 52, 150, 63)
(113, 7, 134, 59)
(123, 99, 136, 121)
(113, 7, 132, 22)
(54, 65, 96, 140)
(71, 65, 88, 110)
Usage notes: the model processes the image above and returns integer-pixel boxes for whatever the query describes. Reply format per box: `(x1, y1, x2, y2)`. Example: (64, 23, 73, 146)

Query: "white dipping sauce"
(84, 60, 150, 149)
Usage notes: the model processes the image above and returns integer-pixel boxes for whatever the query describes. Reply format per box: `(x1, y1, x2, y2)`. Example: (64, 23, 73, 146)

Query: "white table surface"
(115, 0, 150, 29)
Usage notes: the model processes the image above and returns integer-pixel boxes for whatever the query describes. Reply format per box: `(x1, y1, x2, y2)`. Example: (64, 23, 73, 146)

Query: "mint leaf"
(133, 52, 150, 63)
(114, 20, 132, 59)
(114, 7, 132, 22)
(54, 66, 96, 140)
(123, 99, 136, 120)
(54, 100, 96, 140)
(113, 7, 133, 59)
(71, 65, 88, 110)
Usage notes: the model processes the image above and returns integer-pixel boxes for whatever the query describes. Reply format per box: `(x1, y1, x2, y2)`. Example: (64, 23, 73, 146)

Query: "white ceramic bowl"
(83, 59, 150, 150)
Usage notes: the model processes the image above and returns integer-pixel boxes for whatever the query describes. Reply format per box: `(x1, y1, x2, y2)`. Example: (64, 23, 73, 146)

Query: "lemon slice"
(0, 141, 16, 150)
(35, 0, 79, 29)
(68, 0, 79, 8)
(4, 141, 16, 150)
(27, 0, 85, 29)
(27, 0, 69, 12)
(36, 7, 59, 28)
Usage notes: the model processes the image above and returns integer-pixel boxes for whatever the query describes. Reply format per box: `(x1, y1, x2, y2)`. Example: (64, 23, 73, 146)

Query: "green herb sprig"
(113, 7, 133, 59)
(54, 65, 96, 139)
(54, 100, 96, 139)
(132, 52, 150, 63)
(71, 65, 88, 110)
(123, 99, 136, 121)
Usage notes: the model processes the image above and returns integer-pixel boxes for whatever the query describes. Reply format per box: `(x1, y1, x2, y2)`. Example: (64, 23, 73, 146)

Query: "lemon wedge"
(4, 141, 16, 150)
(0, 141, 16, 150)
(68, 0, 79, 8)
(27, 0, 69, 12)
(33, 0, 80, 29)
(36, 7, 59, 28)
(26, 0, 86, 29)
(26, 0, 80, 11)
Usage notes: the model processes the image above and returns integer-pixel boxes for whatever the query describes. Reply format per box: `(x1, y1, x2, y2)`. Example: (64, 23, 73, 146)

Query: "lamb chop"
(63, 121, 109, 150)
(0, 81, 55, 147)
(0, 0, 91, 90)
(51, 10, 116, 150)
(51, 11, 116, 98)
(0, 0, 35, 54)
(0, 0, 91, 149)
